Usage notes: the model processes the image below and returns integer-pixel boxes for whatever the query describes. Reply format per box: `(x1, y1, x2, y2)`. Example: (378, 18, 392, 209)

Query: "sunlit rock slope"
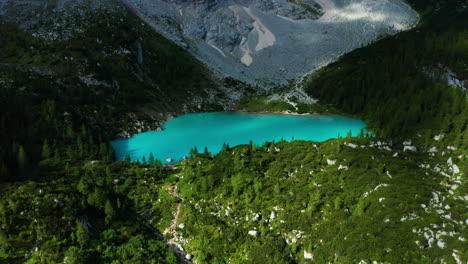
(0, 0, 419, 87)
(121, 0, 419, 86)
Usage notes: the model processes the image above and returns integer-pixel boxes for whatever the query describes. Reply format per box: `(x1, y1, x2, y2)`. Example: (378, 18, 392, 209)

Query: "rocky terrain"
(1, 0, 419, 88)
(121, 0, 420, 86)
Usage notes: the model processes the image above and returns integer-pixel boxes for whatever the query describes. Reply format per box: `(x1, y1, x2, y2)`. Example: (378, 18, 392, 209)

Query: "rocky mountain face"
(121, 0, 420, 86)
(1, 0, 419, 88)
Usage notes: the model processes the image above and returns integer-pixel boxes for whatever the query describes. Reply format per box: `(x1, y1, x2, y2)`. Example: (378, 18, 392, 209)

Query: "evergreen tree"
(77, 176, 89, 194)
(41, 139, 51, 160)
(75, 221, 88, 247)
(189, 146, 199, 156)
(221, 143, 229, 152)
(105, 200, 115, 224)
(125, 154, 131, 163)
(148, 152, 155, 164)
(17, 145, 27, 171)
(64, 246, 86, 264)
(0, 229, 10, 249)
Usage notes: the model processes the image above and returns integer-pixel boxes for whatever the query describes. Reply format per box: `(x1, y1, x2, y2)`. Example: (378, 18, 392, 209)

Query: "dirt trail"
(164, 181, 192, 263)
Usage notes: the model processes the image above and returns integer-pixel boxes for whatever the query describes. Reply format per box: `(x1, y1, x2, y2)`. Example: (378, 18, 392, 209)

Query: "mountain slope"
(122, 0, 419, 85)
(0, 0, 466, 263)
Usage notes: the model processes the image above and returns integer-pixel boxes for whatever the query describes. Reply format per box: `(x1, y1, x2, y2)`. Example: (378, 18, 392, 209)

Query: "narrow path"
(164, 179, 192, 263)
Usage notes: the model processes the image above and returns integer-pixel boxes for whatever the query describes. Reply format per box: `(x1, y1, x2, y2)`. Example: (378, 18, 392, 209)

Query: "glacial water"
(111, 112, 367, 164)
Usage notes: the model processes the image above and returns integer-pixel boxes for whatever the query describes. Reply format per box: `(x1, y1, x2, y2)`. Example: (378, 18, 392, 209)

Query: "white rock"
(178, 224, 185, 229)
(248, 230, 258, 236)
(437, 240, 446, 248)
(452, 164, 460, 174)
(304, 250, 313, 260)
(403, 140, 412, 145)
(429, 146, 437, 153)
(447, 157, 453, 166)
(253, 214, 261, 222)
(185, 254, 193, 260)
(452, 250, 462, 264)
(327, 159, 336, 165)
(166, 158, 173, 163)
(403, 146, 417, 152)
(386, 171, 392, 178)
(428, 238, 435, 247)
(434, 134, 444, 141)
(270, 211, 276, 220)
(338, 165, 349, 170)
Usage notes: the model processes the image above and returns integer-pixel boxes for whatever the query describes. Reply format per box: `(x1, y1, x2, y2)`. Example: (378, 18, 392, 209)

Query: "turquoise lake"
(111, 112, 367, 164)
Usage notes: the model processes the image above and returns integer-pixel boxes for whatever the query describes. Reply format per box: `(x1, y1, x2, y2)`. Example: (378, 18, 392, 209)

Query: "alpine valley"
(0, 0, 466, 263)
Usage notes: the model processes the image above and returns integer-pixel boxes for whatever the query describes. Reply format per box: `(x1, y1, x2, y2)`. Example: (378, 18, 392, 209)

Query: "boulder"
(248, 230, 258, 236)
(403, 146, 417, 152)
(270, 211, 276, 220)
(304, 250, 313, 259)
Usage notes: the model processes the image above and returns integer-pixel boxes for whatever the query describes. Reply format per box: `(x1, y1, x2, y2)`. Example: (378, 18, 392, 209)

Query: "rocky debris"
(338, 164, 349, 170)
(363, 184, 390, 198)
(344, 142, 357, 148)
(428, 146, 438, 153)
(119, 0, 419, 86)
(270, 211, 276, 220)
(304, 250, 313, 259)
(403, 145, 417, 152)
(248, 230, 258, 236)
(116, 131, 131, 139)
(253, 213, 261, 222)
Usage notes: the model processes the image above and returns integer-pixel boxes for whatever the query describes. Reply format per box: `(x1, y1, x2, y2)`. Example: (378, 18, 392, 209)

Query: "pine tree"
(54, 148, 60, 162)
(221, 143, 228, 151)
(41, 139, 51, 160)
(75, 221, 88, 247)
(105, 200, 115, 225)
(77, 176, 88, 194)
(189, 146, 199, 156)
(17, 145, 27, 171)
(105, 167, 112, 183)
(0, 229, 10, 249)
(125, 154, 131, 163)
(148, 152, 155, 164)
(77, 137, 84, 157)
(66, 123, 75, 139)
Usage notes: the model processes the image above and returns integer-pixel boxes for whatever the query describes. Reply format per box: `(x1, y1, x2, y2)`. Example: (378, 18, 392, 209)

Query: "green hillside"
(0, 0, 466, 263)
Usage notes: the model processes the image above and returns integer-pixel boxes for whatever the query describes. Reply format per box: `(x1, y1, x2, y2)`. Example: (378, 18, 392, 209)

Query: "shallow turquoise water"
(111, 112, 367, 164)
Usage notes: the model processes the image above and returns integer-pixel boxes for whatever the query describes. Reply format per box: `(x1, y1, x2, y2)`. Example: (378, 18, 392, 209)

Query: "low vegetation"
(0, 0, 466, 263)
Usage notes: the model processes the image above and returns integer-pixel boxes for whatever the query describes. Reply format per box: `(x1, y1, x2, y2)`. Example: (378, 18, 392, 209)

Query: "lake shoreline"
(111, 112, 368, 164)
(115, 110, 355, 140)
(235, 109, 345, 118)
